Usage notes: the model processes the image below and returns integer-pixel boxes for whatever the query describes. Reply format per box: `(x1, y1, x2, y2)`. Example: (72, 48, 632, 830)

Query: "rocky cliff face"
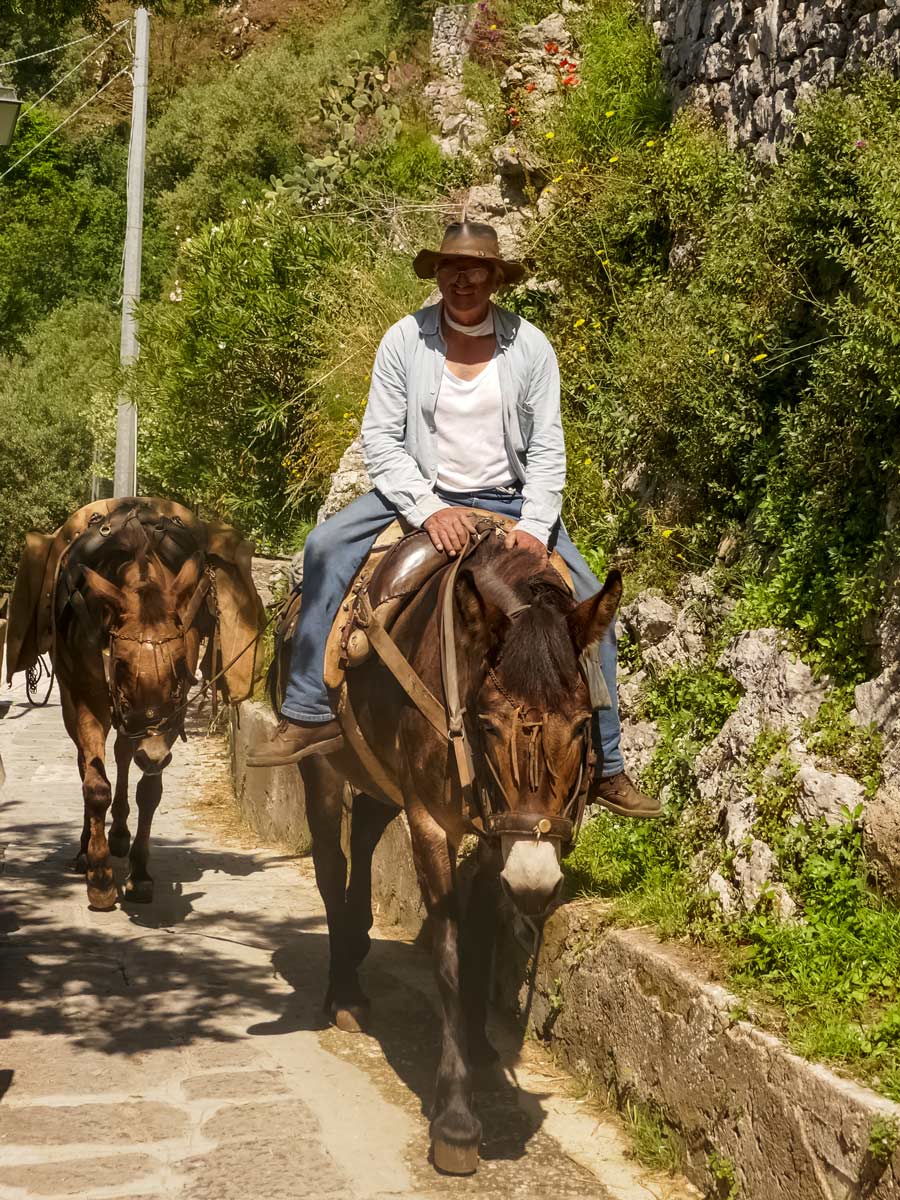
(642, 0, 900, 160)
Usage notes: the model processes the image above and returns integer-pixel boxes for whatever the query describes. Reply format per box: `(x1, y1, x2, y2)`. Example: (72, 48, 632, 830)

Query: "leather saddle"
(54, 504, 205, 644)
(322, 509, 573, 692)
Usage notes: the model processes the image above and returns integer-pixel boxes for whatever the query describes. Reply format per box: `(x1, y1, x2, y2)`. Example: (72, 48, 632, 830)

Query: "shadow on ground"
(0, 815, 544, 1166)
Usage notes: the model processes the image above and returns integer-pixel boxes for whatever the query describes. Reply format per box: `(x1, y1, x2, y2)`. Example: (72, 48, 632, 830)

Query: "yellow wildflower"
(565, 157, 575, 164)
(661, 529, 674, 539)
(645, 139, 656, 147)
(752, 353, 768, 363)
(708, 347, 718, 356)
(609, 155, 619, 163)
(578, 343, 587, 351)
(583, 456, 592, 466)
(605, 109, 615, 117)
(489, 23, 497, 29)
(574, 317, 585, 328)
(552, 174, 563, 182)
(545, 131, 555, 139)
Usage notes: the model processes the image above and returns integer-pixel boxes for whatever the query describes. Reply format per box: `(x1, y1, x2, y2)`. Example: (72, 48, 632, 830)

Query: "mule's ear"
(457, 567, 510, 642)
(81, 567, 127, 617)
(567, 569, 623, 653)
(171, 555, 202, 607)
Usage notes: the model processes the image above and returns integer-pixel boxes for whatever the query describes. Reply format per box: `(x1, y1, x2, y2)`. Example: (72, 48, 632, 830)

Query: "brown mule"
(270, 526, 622, 1175)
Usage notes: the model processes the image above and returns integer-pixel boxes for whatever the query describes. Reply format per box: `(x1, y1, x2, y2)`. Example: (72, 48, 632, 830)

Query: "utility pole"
(113, 7, 149, 498)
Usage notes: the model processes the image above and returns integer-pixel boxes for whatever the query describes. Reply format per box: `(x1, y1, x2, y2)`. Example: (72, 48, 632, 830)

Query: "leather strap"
(438, 549, 480, 814)
(356, 591, 449, 740)
(179, 569, 211, 633)
(337, 683, 404, 807)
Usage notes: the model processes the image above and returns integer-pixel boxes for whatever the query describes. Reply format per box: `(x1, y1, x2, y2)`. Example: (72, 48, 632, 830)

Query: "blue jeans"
(282, 488, 624, 777)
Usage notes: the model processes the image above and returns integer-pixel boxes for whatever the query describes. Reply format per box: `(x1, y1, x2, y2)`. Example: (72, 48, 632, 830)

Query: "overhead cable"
(0, 66, 129, 183)
(0, 23, 127, 70)
(21, 22, 130, 117)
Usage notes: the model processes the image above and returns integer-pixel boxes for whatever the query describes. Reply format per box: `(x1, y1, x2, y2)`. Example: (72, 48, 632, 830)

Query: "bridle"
(107, 628, 192, 741)
(476, 662, 593, 850)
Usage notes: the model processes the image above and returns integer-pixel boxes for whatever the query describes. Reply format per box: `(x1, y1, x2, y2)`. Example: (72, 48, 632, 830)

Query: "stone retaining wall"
(229, 701, 900, 1199)
(643, 0, 900, 159)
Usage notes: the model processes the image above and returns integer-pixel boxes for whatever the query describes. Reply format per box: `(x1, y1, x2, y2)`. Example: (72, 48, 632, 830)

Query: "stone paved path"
(0, 675, 693, 1200)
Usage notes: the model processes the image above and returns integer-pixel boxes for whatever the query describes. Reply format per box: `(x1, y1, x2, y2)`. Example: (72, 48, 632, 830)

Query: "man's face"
(436, 256, 499, 321)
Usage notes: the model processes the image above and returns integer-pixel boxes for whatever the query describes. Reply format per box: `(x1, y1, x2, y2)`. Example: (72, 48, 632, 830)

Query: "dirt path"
(0, 679, 694, 1200)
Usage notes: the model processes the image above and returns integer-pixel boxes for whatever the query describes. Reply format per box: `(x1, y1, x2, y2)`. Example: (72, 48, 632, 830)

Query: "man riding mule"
(252, 221, 659, 819)
(257, 223, 661, 1175)
(6, 498, 263, 909)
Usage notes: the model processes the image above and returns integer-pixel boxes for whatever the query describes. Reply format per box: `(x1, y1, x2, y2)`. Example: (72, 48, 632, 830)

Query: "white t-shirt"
(434, 356, 516, 493)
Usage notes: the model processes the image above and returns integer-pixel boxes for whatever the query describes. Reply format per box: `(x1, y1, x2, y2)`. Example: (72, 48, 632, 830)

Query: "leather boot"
(247, 717, 342, 767)
(590, 771, 662, 819)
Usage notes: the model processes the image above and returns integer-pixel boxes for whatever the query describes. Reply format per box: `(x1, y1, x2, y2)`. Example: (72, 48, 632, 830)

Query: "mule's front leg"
(75, 730, 116, 909)
(407, 800, 480, 1176)
(460, 840, 502, 1068)
(124, 772, 162, 904)
(108, 733, 133, 858)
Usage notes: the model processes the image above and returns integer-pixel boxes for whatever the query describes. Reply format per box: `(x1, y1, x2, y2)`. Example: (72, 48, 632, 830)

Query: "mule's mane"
(471, 535, 579, 709)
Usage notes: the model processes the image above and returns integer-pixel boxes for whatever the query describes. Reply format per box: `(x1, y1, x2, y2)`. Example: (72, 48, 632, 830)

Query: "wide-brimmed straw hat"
(413, 222, 526, 286)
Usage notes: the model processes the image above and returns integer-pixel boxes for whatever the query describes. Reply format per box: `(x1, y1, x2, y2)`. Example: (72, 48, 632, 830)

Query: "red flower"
(510, 117, 520, 126)
(544, 40, 559, 52)
(562, 74, 579, 86)
(525, 81, 536, 92)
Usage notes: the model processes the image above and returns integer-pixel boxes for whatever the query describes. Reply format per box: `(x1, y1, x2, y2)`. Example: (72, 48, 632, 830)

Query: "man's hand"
(504, 526, 547, 559)
(423, 508, 478, 556)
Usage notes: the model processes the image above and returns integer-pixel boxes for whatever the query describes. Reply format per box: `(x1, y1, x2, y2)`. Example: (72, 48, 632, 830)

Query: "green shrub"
(517, 66, 900, 682)
(133, 202, 351, 547)
(0, 302, 119, 581)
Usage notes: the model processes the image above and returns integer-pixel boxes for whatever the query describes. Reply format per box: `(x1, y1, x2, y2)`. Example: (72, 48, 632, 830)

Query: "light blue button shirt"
(360, 301, 565, 545)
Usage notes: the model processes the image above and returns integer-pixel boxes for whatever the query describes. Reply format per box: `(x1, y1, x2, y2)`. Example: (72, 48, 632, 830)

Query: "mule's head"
(82, 555, 204, 773)
(460, 544, 622, 918)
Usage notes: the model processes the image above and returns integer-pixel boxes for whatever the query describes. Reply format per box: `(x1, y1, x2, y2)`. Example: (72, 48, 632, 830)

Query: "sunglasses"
(436, 264, 494, 285)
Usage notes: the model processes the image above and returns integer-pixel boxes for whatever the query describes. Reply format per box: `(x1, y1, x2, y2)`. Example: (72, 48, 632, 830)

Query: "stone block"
(702, 42, 736, 79)
(674, 0, 704, 42)
(371, 812, 426, 937)
(494, 906, 900, 1200)
(752, 91, 775, 133)
(229, 703, 311, 853)
(775, 57, 802, 85)
(747, 52, 770, 94)
(778, 19, 802, 56)
(800, 0, 828, 44)
(0, 1154, 158, 1196)
(820, 20, 848, 54)
(181, 1068, 289, 1100)
(0, 1101, 188, 1146)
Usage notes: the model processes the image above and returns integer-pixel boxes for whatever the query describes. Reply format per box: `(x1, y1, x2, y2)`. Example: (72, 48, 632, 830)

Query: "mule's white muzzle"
(499, 835, 563, 917)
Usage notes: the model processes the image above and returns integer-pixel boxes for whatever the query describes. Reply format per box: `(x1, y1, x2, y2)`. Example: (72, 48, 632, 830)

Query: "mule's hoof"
(332, 1003, 370, 1034)
(432, 1139, 479, 1176)
(87, 885, 118, 912)
(124, 878, 154, 904)
(108, 831, 131, 857)
(73, 853, 88, 874)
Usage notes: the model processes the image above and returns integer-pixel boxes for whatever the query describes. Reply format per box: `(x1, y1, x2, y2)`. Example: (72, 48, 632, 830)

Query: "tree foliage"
(0, 302, 119, 583)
